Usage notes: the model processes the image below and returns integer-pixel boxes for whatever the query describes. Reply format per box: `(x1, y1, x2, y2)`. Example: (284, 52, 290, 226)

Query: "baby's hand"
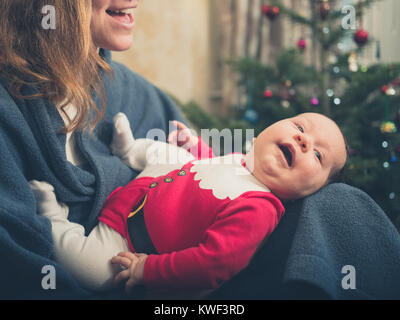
(111, 252, 148, 294)
(168, 121, 199, 150)
(28, 180, 69, 219)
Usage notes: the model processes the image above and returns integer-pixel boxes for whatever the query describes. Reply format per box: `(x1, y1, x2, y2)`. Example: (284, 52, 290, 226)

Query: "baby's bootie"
(110, 112, 136, 160)
(29, 180, 68, 219)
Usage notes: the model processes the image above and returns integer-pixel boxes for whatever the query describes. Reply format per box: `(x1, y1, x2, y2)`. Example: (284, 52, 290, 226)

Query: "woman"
(0, 0, 186, 299)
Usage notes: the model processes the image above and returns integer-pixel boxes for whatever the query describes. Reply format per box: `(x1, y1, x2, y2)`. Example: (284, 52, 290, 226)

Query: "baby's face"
(245, 113, 347, 200)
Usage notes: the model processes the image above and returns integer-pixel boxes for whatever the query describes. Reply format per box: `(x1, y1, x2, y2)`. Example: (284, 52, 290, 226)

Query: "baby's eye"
(297, 125, 304, 133)
(315, 151, 322, 162)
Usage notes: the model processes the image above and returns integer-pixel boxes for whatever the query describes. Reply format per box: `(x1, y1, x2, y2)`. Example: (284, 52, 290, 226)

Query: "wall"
(361, 0, 400, 64)
(112, 0, 212, 111)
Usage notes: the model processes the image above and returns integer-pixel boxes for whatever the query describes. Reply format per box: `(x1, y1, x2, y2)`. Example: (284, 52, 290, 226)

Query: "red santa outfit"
(98, 139, 285, 290)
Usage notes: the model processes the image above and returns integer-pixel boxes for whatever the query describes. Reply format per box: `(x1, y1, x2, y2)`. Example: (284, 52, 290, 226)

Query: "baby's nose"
(294, 134, 309, 152)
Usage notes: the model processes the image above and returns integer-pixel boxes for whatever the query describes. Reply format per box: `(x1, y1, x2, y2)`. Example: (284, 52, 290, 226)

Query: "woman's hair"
(0, 0, 113, 133)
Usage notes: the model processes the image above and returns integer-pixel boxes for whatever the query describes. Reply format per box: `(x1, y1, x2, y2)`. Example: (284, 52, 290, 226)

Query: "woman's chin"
(108, 39, 134, 52)
(95, 37, 133, 52)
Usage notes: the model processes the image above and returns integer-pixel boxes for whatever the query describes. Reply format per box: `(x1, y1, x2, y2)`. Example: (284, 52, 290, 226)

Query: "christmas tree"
(179, 0, 400, 228)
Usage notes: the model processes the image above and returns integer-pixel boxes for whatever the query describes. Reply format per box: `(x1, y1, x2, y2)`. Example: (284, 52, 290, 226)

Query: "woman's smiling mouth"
(106, 8, 135, 27)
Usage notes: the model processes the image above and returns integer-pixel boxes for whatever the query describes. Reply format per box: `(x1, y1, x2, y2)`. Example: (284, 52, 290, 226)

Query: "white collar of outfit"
(190, 154, 271, 200)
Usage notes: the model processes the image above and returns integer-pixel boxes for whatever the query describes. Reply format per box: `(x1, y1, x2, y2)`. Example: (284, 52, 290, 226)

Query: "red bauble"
(382, 85, 388, 94)
(262, 5, 280, 20)
(264, 89, 273, 98)
(320, 1, 330, 20)
(354, 29, 369, 46)
(297, 38, 307, 50)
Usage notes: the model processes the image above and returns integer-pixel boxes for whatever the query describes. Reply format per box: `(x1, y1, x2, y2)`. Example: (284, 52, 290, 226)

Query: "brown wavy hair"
(0, 0, 113, 133)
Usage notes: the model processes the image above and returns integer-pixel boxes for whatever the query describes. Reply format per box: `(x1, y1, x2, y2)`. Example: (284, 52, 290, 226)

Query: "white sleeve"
(122, 139, 195, 178)
(50, 217, 129, 292)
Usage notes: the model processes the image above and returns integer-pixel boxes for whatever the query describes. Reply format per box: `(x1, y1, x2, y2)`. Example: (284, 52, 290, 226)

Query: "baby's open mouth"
(279, 144, 293, 167)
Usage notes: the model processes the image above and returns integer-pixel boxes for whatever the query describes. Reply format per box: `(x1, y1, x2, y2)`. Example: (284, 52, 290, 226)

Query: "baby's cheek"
(294, 165, 326, 193)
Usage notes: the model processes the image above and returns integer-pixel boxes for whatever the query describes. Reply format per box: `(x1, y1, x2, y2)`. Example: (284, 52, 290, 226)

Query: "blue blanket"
(208, 183, 400, 300)
(0, 50, 185, 299)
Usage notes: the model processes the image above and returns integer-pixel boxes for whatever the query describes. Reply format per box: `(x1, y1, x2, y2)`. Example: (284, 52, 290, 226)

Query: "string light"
(337, 43, 345, 51)
(334, 98, 341, 105)
(383, 162, 390, 169)
(333, 66, 340, 73)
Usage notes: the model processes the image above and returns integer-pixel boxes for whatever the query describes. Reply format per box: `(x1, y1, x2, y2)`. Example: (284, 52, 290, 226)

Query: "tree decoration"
(319, 0, 330, 20)
(281, 100, 290, 109)
(333, 98, 341, 105)
(262, 5, 280, 20)
(310, 97, 319, 106)
(348, 52, 359, 72)
(243, 109, 259, 124)
(386, 86, 396, 96)
(297, 38, 307, 50)
(354, 29, 369, 46)
(376, 41, 381, 60)
(383, 161, 390, 169)
(380, 86, 397, 133)
(288, 88, 296, 101)
(353, 0, 369, 47)
(380, 121, 397, 134)
(263, 89, 273, 98)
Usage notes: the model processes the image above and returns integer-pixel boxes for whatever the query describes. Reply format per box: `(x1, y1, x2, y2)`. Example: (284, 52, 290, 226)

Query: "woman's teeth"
(106, 9, 134, 15)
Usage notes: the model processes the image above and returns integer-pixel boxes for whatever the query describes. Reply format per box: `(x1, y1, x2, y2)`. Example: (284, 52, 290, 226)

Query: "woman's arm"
(0, 132, 81, 298)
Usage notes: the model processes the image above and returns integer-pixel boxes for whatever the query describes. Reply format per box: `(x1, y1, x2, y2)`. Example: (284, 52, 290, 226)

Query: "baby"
(29, 112, 347, 294)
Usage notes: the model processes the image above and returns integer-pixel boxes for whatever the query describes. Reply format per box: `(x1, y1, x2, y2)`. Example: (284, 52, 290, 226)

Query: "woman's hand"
(111, 252, 148, 294)
(168, 121, 199, 150)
